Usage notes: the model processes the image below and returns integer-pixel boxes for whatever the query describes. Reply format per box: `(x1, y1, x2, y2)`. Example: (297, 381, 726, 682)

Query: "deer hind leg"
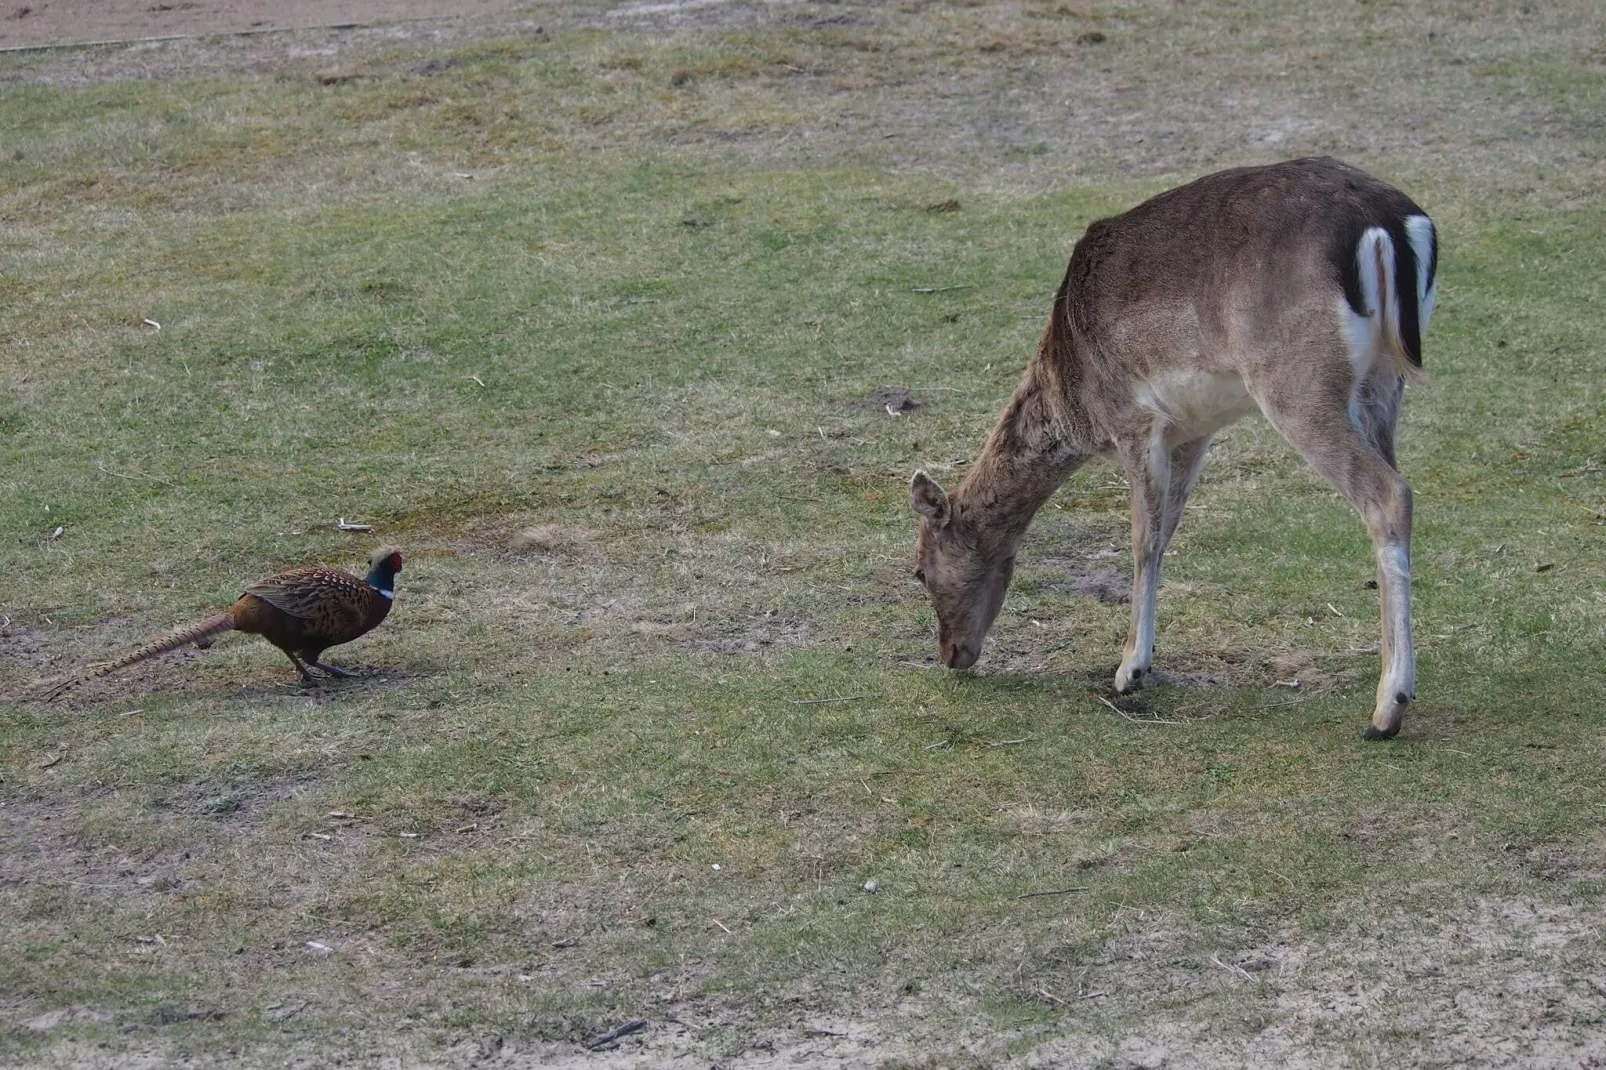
(1355, 372, 1405, 470)
(1266, 401, 1415, 740)
(1160, 434, 1213, 556)
(1114, 426, 1175, 693)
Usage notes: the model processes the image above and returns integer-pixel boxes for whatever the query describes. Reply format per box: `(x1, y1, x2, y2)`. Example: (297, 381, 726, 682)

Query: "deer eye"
(914, 568, 926, 584)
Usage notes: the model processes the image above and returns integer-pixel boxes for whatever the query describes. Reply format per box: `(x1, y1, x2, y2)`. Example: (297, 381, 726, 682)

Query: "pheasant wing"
(245, 567, 365, 627)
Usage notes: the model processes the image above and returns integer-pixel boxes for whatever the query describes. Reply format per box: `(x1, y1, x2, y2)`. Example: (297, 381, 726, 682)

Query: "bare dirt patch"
(1, 615, 212, 704)
(867, 386, 920, 415)
(506, 524, 588, 557)
(0, 622, 50, 671)
(1142, 667, 1220, 688)
(0, 0, 523, 50)
(1047, 564, 1131, 605)
(685, 612, 809, 655)
(0, 797, 215, 910)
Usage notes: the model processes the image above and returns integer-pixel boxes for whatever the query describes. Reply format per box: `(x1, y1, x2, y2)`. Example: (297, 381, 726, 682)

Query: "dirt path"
(0, 0, 523, 50)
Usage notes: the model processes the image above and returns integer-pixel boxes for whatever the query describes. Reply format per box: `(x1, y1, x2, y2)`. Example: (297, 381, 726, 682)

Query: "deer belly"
(1137, 371, 1257, 441)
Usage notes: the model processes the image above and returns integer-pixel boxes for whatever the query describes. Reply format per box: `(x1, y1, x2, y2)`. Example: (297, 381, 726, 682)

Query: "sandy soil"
(0, 0, 523, 50)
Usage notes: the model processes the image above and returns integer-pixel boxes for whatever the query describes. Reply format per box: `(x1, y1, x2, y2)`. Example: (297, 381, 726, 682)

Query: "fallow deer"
(909, 157, 1438, 740)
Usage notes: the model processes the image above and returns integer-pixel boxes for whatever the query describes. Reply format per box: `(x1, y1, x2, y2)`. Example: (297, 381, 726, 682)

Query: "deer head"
(910, 470, 1015, 669)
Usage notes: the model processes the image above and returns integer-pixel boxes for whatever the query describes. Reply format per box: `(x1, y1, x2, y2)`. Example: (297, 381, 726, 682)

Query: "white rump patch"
(1404, 214, 1437, 336)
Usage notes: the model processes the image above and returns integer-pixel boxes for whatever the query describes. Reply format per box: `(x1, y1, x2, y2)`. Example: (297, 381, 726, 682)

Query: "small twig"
(1094, 693, 1182, 725)
(791, 695, 866, 706)
(1036, 987, 1065, 1005)
(909, 284, 974, 293)
(711, 919, 732, 934)
(586, 1019, 648, 1050)
(805, 1027, 848, 1038)
(304, 832, 332, 841)
(465, 375, 486, 387)
(1211, 955, 1255, 981)
(114, 709, 144, 718)
(922, 739, 952, 751)
(96, 461, 178, 488)
(1255, 689, 1335, 709)
(1326, 603, 1345, 618)
(337, 518, 373, 532)
(268, 1001, 309, 1022)
(1017, 887, 1089, 900)
(455, 823, 479, 834)
(142, 318, 161, 330)
(985, 737, 1032, 748)
(1080, 989, 1111, 1000)
(36, 752, 64, 769)
(885, 404, 904, 417)
(1274, 678, 1301, 689)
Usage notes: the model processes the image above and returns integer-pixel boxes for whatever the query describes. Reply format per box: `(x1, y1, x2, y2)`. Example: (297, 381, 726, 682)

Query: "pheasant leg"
(306, 657, 356, 679)
(282, 649, 320, 684)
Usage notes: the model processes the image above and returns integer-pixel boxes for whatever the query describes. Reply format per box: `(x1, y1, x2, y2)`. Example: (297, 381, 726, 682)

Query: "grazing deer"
(909, 157, 1438, 740)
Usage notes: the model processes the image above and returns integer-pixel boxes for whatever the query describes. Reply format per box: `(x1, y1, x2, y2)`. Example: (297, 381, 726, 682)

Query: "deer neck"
(953, 360, 1092, 550)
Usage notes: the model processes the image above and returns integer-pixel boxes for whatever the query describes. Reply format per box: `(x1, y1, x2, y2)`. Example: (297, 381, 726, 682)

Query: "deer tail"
(1355, 214, 1437, 382)
(42, 614, 236, 701)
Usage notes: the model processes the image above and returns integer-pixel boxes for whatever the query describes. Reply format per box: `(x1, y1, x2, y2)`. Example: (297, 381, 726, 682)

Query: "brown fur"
(912, 157, 1436, 739)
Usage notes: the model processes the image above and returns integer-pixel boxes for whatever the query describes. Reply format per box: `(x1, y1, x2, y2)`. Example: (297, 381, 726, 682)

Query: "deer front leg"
(1115, 429, 1172, 693)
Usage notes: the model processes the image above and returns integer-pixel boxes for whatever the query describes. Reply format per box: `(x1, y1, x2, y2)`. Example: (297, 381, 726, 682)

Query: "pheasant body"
(45, 547, 402, 699)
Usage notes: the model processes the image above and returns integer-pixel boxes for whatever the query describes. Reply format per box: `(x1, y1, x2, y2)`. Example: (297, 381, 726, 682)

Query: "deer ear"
(910, 470, 951, 527)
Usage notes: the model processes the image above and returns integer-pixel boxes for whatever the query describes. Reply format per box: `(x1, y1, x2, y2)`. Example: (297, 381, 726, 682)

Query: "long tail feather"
(42, 614, 236, 701)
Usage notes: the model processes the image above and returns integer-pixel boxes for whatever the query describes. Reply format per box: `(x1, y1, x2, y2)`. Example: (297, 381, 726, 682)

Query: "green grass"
(2, 1, 1605, 1065)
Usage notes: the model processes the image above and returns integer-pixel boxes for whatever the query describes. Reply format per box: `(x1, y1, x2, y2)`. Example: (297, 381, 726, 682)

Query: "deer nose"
(942, 641, 978, 670)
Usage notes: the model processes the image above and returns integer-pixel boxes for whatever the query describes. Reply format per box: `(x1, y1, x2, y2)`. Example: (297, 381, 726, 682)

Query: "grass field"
(2, 1, 1605, 1066)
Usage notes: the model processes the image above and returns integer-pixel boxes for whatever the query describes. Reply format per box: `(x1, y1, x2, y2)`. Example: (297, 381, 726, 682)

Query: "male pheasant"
(44, 547, 402, 699)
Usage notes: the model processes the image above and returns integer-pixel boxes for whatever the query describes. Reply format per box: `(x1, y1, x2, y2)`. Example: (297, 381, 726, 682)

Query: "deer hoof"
(1113, 664, 1145, 693)
(1365, 691, 1410, 741)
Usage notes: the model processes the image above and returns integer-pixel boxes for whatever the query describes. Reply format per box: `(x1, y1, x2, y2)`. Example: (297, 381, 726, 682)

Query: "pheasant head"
(365, 547, 404, 600)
